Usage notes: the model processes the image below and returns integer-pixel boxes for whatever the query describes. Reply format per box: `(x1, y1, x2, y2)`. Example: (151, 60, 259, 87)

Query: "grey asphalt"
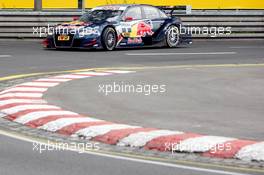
(1, 134, 220, 175)
(46, 66, 264, 140)
(1, 39, 264, 175)
(0, 40, 263, 77)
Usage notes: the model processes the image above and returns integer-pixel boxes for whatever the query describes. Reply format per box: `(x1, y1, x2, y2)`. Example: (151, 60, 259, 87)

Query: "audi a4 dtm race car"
(42, 4, 192, 50)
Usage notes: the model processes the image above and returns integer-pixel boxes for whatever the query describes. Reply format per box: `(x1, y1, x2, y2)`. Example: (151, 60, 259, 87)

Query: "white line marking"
(0, 92, 43, 98)
(118, 130, 183, 147)
(39, 117, 101, 132)
(126, 52, 237, 56)
(0, 99, 46, 107)
(2, 104, 60, 114)
(0, 129, 252, 175)
(0, 87, 47, 94)
(74, 72, 113, 76)
(0, 55, 12, 58)
(229, 46, 264, 49)
(105, 70, 135, 74)
(14, 111, 78, 124)
(54, 75, 90, 79)
(75, 124, 139, 139)
(20, 82, 59, 87)
(35, 78, 71, 82)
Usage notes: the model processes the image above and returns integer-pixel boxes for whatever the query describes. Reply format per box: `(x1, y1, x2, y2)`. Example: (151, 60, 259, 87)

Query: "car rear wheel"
(102, 27, 117, 51)
(165, 25, 180, 48)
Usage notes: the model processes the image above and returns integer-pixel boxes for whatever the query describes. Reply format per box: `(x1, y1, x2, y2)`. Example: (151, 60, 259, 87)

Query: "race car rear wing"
(158, 6, 192, 16)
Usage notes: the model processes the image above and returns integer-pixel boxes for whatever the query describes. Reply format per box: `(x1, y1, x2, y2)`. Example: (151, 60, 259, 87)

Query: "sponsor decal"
(119, 20, 154, 38)
(127, 37, 143, 44)
(135, 22, 154, 37)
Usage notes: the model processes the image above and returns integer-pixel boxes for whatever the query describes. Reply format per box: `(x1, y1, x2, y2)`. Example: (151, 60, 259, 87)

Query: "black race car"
(43, 4, 192, 50)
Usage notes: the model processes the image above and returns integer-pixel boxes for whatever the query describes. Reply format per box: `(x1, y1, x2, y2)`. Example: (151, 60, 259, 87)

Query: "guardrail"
(0, 10, 263, 39)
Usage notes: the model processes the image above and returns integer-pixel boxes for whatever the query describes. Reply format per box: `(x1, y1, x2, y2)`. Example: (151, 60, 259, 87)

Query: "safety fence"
(0, 10, 263, 39)
(0, 0, 264, 9)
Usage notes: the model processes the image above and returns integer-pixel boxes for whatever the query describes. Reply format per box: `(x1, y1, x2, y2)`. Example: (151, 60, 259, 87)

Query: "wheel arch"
(164, 23, 180, 47)
(101, 25, 118, 42)
(101, 25, 118, 50)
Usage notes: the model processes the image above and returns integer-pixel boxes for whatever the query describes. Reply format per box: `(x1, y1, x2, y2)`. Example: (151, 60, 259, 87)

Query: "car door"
(118, 6, 165, 46)
(120, 6, 143, 38)
(141, 6, 167, 39)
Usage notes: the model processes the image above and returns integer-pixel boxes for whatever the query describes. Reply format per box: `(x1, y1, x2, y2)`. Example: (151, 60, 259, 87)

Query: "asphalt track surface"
(0, 40, 264, 77)
(46, 66, 264, 140)
(0, 40, 264, 175)
(1, 134, 216, 175)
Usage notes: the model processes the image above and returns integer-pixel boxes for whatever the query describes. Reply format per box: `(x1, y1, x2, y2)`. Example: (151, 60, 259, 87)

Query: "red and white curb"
(0, 70, 263, 162)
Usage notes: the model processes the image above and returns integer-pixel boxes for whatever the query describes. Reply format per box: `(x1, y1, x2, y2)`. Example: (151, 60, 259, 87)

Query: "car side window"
(124, 7, 142, 20)
(143, 6, 161, 19)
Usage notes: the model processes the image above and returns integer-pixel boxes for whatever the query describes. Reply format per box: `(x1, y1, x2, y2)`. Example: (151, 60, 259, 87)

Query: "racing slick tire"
(102, 27, 117, 51)
(165, 25, 180, 48)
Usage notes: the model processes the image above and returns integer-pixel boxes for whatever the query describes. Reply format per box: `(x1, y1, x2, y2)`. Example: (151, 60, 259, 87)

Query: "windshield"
(79, 10, 123, 22)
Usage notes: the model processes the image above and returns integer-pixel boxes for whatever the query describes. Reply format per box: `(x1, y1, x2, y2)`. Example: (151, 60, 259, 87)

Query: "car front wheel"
(102, 27, 117, 51)
(165, 25, 180, 48)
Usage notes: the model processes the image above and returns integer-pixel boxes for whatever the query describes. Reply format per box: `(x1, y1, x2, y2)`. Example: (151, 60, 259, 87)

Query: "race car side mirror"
(73, 16, 79, 21)
(125, 16, 133, 22)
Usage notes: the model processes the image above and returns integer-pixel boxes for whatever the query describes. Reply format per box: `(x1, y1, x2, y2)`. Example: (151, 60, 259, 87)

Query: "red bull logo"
(136, 22, 153, 37)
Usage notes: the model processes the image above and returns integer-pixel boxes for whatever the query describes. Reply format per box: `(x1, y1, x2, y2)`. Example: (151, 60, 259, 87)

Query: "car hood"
(56, 21, 95, 29)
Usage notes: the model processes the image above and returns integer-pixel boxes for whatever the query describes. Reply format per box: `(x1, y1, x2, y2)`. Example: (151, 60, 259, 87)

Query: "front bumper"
(43, 34, 101, 49)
